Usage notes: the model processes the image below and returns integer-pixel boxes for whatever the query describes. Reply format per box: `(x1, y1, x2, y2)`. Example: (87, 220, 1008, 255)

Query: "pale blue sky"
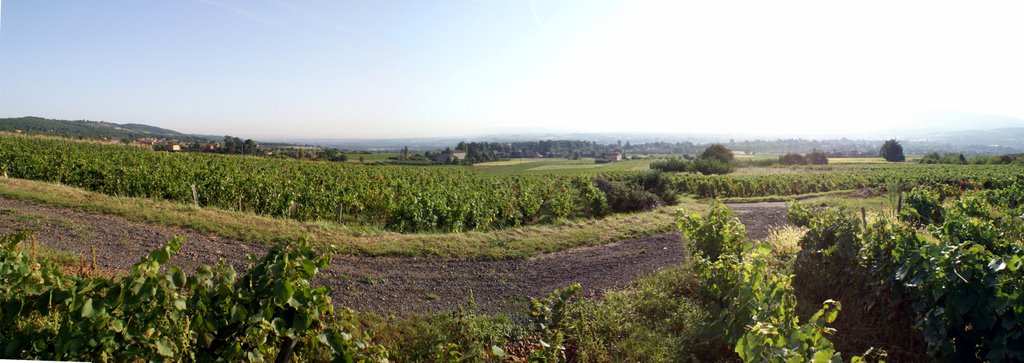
(3, 1, 1024, 139)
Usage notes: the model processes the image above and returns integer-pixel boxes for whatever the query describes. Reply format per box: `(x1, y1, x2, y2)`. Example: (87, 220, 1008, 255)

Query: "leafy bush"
(0, 233, 386, 362)
(807, 151, 829, 165)
(899, 187, 945, 226)
(700, 144, 734, 164)
(692, 158, 734, 175)
(593, 179, 663, 214)
(860, 186, 1024, 361)
(677, 201, 747, 261)
(679, 203, 854, 362)
(649, 157, 691, 172)
(778, 153, 808, 165)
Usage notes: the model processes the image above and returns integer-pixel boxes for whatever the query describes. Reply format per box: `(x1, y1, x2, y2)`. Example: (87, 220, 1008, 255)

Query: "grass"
(717, 189, 854, 203)
(0, 177, 695, 259)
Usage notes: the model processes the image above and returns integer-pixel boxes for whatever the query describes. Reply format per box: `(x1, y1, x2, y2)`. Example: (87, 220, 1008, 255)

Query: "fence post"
(336, 201, 344, 224)
(861, 207, 867, 228)
(191, 184, 199, 206)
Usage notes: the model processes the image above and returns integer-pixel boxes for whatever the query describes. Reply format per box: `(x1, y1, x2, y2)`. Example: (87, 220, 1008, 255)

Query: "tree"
(779, 153, 808, 165)
(879, 139, 905, 162)
(700, 144, 734, 164)
(807, 151, 829, 165)
(242, 139, 258, 155)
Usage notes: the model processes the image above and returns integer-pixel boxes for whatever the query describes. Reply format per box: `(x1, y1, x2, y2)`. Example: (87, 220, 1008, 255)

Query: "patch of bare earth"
(0, 198, 788, 316)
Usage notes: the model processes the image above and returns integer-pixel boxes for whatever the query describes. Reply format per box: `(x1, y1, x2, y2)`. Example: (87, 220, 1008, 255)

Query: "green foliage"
(692, 158, 734, 175)
(678, 201, 747, 261)
(649, 157, 690, 173)
(807, 151, 829, 165)
(794, 204, 862, 261)
(0, 135, 614, 233)
(898, 187, 945, 226)
(700, 144, 734, 164)
(0, 233, 387, 362)
(860, 186, 1024, 361)
(918, 152, 967, 165)
(528, 284, 581, 362)
(879, 139, 905, 162)
(593, 179, 664, 214)
(667, 163, 1023, 198)
(679, 204, 853, 362)
(778, 153, 809, 165)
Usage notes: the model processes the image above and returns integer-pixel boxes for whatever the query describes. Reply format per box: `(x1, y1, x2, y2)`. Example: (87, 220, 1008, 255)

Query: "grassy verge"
(716, 189, 854, 204)
(0, 178, 695, 259)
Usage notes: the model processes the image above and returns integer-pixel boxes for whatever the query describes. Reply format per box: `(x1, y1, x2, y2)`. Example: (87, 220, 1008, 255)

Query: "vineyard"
(4, 135, 1023, 235)
(3, 177, 1021, 361)
(0, 135, 625, 233)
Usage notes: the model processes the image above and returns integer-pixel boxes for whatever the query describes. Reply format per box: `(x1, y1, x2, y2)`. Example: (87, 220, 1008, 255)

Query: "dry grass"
(0, 177, 695, 259)
(763, 225, 803, 256)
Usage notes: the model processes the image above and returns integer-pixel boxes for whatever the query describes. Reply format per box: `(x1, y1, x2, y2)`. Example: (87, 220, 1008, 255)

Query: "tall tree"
(879, 139, 905, 162)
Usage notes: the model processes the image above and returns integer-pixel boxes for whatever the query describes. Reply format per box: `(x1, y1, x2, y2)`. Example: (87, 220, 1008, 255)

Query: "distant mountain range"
(3, 116, 1023, 155)
(0, 116, 220, 142)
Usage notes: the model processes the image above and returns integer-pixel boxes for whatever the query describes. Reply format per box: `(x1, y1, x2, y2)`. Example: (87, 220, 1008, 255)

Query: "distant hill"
(0, 116, 218, 142)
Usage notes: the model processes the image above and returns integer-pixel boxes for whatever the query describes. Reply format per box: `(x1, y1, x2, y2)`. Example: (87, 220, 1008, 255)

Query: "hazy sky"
(3, 1, 1024, 139)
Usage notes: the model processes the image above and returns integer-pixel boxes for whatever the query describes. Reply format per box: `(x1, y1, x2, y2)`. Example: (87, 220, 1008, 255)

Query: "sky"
(3, 0, 1024, 139)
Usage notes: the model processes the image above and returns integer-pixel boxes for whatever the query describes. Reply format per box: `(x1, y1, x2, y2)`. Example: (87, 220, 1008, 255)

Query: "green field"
(473, 158, 652, 176)
(344, 152, 398, 162)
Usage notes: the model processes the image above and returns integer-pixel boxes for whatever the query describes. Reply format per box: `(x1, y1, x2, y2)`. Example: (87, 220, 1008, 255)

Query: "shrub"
(778, 153, 808, 165)
(898, 187, 945, 226)
(649, 157, 690, 172)
(593, 179, 663, 213)
(693, 158, 734, 175)
(807, 151, 828, 165)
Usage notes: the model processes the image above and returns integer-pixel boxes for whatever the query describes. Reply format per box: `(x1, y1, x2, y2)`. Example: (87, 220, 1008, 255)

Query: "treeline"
(451, 140, 625, 163)
(777, 151, 828, 165)
(919, 152, 1024, 165)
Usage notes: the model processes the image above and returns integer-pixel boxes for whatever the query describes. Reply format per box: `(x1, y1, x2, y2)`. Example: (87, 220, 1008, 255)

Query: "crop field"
(473, 158, 653, 176)
(2, 134, 1023, 362)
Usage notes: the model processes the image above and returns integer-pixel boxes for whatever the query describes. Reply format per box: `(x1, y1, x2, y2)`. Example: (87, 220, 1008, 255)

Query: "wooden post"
(191, 184, 199, 206)
(90, 243, 97, 276)
(336, 202, 344, 224)
(31, 235, 37, 263)
(861, 207, 867, 228)
(897, 191, 903, 215)
(289, 201, 296, 219)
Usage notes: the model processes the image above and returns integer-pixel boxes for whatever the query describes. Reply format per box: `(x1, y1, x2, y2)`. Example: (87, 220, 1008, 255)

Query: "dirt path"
(0, 198, 788, 317)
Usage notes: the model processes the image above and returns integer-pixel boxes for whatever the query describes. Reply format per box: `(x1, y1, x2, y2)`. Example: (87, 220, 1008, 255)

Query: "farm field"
(472, 157, 653, 176)
(2, 134, 1023, 361)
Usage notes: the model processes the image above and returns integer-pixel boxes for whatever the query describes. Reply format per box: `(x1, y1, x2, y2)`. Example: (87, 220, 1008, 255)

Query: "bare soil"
(0, 198, 788, 317)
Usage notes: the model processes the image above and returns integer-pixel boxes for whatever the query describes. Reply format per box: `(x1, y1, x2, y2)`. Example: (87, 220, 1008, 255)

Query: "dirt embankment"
(0, 198, 788, 316)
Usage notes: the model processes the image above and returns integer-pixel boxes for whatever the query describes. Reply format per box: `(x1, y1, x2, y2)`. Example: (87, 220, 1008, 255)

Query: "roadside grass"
(716, 189, 854, 203)
(0, 178, 694, 259)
